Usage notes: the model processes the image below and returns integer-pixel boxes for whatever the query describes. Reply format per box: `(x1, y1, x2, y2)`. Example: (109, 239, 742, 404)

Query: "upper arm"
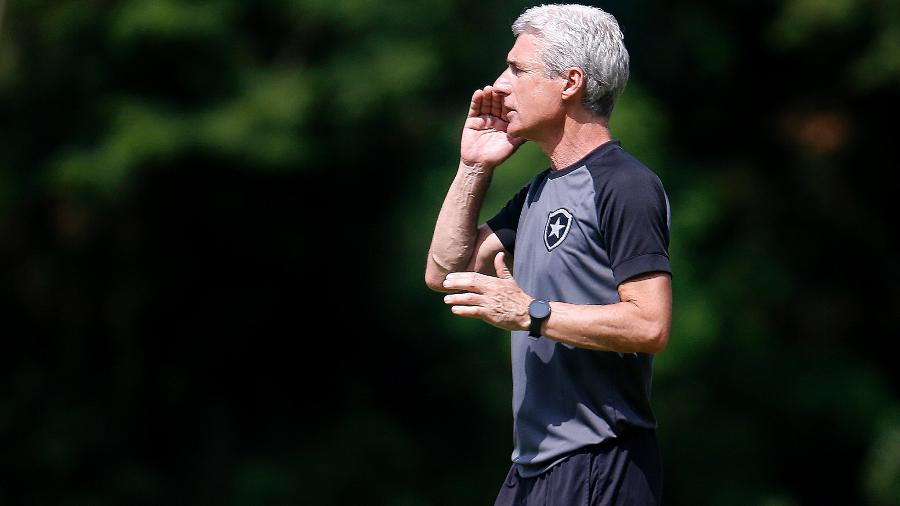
(601, 169, 671, 286)
(467, 224, 509, 276)
(472, 181, 530, 277)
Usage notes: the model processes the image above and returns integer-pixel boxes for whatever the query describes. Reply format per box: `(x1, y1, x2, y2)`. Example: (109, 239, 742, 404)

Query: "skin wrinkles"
(443, 253, 531, 330)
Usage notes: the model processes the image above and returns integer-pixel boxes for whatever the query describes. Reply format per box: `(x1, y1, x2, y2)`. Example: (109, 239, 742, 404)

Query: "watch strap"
(528, 316, 543, 337)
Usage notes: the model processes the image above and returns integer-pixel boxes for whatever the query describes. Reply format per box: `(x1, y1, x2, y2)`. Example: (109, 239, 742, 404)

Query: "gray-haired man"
(425, 4, 671, 505)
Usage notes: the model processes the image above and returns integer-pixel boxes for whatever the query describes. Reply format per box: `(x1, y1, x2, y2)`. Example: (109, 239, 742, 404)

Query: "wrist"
(527, 299, 552, 339)
(459, 159, 497, 173)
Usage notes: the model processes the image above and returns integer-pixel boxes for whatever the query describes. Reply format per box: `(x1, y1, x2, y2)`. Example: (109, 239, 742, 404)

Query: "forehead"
(507, 32, 543, 65)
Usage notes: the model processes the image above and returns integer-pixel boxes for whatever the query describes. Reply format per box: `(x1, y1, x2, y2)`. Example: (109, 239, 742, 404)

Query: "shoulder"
(584, 142, 665, 200)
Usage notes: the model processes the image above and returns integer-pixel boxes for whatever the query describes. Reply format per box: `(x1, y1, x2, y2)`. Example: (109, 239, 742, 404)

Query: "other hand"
(442, 252, 531, 331)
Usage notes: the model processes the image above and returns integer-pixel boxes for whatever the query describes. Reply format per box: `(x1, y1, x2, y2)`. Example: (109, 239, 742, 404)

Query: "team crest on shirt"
(544, 208, 573, 251)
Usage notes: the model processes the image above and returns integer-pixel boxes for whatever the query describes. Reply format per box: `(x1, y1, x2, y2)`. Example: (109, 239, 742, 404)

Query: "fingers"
(464, 115, 493, 131)
(494, 252, 512, 279)
(443, 272, 486, 293)
(489, 86, 503, 118)
(481, 86, 494, 116)
(443, 291, 484, 319)
(443, 293, 482, 306)
(449, 305, 482, 318)
(468, 89, 484, 118)
(465, 114, 512, 134)
(469, 85, 506, 119)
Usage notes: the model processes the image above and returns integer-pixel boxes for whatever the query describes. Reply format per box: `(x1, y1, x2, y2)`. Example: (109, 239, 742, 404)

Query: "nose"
(493, 69, 512, 95)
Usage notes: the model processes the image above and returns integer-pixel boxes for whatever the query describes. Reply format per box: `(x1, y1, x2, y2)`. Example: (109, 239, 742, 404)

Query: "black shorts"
(494, 428, 662, 506)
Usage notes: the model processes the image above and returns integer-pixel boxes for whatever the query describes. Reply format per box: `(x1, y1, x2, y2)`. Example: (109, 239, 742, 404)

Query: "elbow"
(426, 250, 466, 292)
(424, 270, 447, 293)
(642, 324, 670, 355)
(645, 334, 668, 355)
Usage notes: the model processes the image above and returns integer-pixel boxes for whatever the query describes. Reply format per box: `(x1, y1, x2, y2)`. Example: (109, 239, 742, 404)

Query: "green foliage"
(864, 416, 900, 505)
(1, 0, 899, 505)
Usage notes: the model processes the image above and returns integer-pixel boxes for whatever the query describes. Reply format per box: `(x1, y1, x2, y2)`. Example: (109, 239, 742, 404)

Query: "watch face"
(529, 299, 551, 319)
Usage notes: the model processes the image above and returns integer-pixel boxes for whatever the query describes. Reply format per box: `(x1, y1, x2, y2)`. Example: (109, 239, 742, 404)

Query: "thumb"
(494, 251, 512, 279)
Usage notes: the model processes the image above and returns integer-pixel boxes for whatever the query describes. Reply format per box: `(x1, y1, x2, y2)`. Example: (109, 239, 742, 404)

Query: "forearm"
(540, 300, 671, 354)
(425, 161, 494, 288)
(442, 266, 671, 352)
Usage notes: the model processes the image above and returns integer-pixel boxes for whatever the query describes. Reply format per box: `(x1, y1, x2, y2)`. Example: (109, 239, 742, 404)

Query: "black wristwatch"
(528, 299, 551, 338)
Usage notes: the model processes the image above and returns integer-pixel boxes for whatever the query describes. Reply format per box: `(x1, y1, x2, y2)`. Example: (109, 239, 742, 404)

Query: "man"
(424, 4, 671, 506)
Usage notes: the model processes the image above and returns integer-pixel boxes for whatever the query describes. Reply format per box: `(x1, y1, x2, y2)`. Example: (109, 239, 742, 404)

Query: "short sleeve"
(486, 183, 530, 255)
(599, 171, 671, 285)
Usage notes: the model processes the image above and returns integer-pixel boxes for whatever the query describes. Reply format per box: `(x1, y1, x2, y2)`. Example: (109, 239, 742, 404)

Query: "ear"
(560, 67, 585, 102)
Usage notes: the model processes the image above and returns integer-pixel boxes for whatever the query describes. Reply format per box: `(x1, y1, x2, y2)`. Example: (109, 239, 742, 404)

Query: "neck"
(536, 111, 612, 170)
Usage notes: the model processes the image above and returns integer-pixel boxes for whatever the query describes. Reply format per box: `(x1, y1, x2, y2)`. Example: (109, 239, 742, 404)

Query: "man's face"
(493, 32, 565, 140)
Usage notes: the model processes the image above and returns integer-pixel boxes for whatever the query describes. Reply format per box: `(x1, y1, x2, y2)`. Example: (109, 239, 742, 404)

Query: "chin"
(508, 124, 532, 140)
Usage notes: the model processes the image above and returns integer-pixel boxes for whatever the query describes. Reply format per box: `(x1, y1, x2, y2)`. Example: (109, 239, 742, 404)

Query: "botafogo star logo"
(543, 208, 573, 251)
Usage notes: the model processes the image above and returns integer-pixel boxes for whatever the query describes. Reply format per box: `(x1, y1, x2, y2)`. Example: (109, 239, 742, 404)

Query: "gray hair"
(512, 4, 629, 118)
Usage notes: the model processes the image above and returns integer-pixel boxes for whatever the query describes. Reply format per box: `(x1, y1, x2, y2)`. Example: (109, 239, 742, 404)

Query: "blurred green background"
(2, 0, 899, 504)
